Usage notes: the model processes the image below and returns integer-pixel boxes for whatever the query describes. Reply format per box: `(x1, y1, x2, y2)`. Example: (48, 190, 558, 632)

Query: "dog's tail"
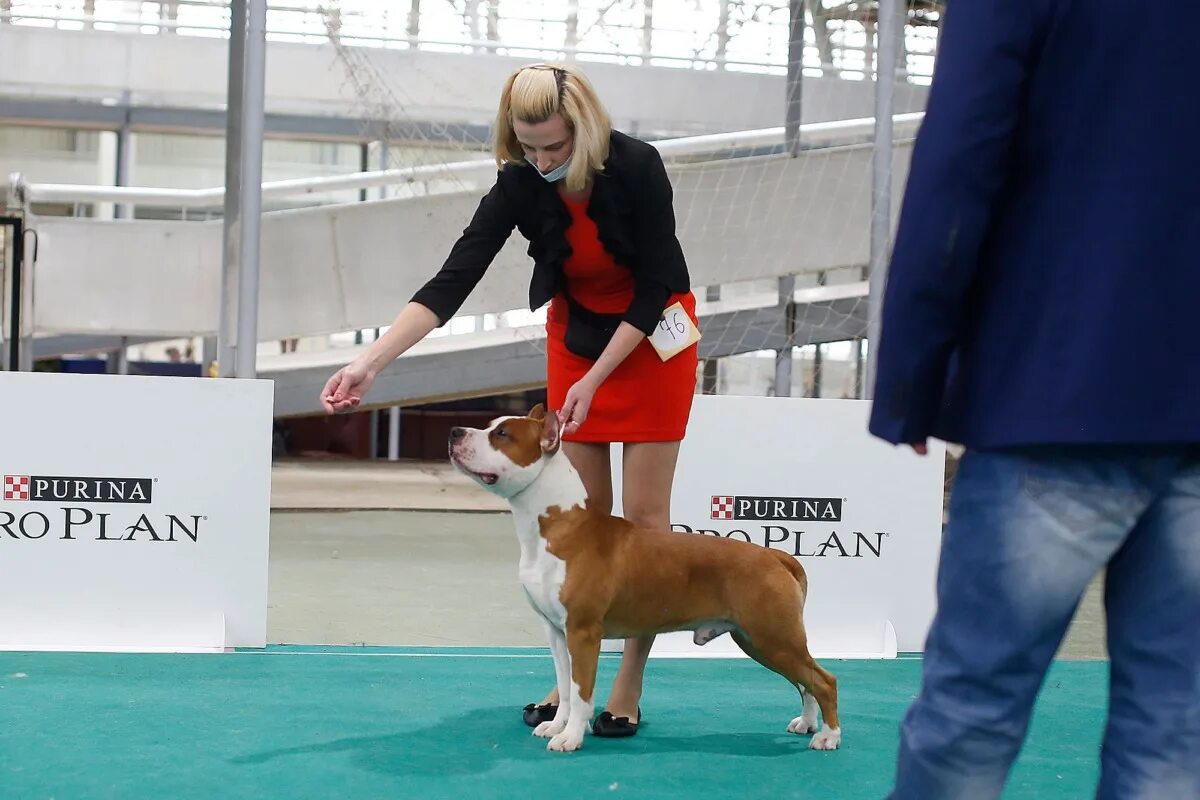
(766, 546, 808, 599)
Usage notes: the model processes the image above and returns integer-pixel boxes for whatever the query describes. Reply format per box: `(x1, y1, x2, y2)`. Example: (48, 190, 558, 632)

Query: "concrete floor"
(268, 510, 540, 647)
(271, 459, 507, 512)
(267, 462, 1108, 659)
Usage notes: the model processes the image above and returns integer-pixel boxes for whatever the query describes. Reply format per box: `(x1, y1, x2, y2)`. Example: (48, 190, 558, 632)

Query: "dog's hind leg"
(788, 687, 820, 735)
(732, 620, 840, 751)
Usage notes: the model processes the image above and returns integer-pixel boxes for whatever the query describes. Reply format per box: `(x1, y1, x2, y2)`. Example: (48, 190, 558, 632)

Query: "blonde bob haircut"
(493, 62, 612, 192)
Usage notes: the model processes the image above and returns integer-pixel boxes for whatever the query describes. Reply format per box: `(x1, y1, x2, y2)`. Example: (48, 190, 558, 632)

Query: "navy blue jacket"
(869, 0, 1200, 449)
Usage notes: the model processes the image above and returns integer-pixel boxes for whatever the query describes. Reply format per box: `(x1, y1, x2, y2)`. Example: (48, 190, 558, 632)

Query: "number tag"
(649, 301, 702, 362)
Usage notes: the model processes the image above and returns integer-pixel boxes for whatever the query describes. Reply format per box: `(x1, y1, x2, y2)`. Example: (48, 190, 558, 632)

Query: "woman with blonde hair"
(321, 62, 700, 738)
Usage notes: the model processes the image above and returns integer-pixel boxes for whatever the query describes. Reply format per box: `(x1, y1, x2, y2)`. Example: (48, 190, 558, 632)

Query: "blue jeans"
(889, 446, 1200, 800)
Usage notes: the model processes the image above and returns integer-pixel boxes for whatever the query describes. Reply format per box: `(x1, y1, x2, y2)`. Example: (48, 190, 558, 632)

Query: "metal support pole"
(716, 0, 730, 66)
(114, 110, 134, 220)
(362, 141, 376, 449)
(368, 408, 380, 460)
(641, 0, 654, 63)
(810, 271, 827, 397)
(865, 0, 901, 401)
(703, 287, 721, 392)
(218, 0, 247, 377)
(701, 359, 719, 394)
(162, 0, 180, 34)
(388, 406, 401, 461)
(234, 0, 267, 380)
(407, 0, 420, 41)
(785, 0, 805, 157)
(201, 336, 218, 375)
(358, 143, 369, 202)
(378, 139, 390, 200)
(773, 0, 806, 397)
(773, 275, 796, 397)
(565, 0, 579, 54)
(105, 337, 129, 375)
(464, 0, 481, 49)
(811, 344, 823, 398)
(1, 215, 24, 371)
(806, 0, 833, 71)
(854, 337, 865, 398)
(701, 285, 721, 394)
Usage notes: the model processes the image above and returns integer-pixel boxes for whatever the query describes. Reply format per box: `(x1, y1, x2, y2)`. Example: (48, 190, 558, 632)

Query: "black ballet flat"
(522, 702, 559, 727)
(592, 707, 641, 738)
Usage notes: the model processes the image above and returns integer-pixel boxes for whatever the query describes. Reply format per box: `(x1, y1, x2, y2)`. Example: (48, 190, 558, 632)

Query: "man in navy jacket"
(869, 2, 1200, 798)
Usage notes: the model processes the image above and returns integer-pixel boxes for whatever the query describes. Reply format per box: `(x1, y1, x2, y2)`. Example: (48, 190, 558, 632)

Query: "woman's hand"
(560, 375, 600, 434)
(317, 303, 441, 414)
(320, 359, 376, 414)
(557, 323, 646, 433)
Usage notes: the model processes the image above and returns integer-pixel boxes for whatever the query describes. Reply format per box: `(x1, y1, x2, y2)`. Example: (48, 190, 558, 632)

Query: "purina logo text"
(711, 495, 842, 522)
(4, 475, 153, 504)
(682, 493, 887, 559)
(674, 523, 887, 559)
(2, 473, 204, 543)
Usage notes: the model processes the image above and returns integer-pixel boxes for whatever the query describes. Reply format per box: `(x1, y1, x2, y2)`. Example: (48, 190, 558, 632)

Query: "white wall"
(0, 127, 105, 186)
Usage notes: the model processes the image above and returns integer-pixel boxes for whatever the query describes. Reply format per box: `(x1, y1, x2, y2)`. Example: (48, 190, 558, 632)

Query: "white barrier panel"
(0, 372, 273, 652)
(28, 142, 912, 341)
(613, 396, 944, 660)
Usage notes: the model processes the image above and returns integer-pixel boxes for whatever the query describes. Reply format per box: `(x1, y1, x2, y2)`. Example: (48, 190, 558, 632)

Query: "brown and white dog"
(448, 404, 840, 753)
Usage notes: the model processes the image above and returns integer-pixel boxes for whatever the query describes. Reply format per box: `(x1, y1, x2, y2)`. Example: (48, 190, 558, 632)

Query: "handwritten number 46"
(658, 312, 687, 339)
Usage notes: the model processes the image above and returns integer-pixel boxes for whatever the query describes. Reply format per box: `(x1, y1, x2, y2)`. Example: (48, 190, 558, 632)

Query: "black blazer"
(410, 129, 691, 336)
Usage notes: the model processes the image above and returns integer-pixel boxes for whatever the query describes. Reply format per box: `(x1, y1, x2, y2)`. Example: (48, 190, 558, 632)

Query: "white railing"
(8, 112, 925, 210)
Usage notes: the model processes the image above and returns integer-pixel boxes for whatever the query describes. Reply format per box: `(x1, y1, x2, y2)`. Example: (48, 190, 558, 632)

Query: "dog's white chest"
(507, 467, 587, 632)
(519, 545, 567, 629)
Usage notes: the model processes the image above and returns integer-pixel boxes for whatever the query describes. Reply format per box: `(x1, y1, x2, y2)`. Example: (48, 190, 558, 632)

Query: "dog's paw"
(809, 726, 841, 751)
(547, 728, 585, 753)
(533, 719, 567, 739)
(787, 715, 818, 735)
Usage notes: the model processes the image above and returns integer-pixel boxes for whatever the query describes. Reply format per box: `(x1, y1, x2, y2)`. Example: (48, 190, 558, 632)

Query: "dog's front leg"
(547, 621, 601, 753)
(533, 620, 572, 739)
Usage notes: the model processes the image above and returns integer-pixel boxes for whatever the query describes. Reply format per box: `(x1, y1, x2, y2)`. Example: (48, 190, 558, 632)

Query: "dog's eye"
(495, 428, 508, 438)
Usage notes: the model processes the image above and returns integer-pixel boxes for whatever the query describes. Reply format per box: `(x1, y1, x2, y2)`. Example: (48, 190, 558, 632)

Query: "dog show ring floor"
(2, 463, 1112, 799)
(1, 647, 1106, 800)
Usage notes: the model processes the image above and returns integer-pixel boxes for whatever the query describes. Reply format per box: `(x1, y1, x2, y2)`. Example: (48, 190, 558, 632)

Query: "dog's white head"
(448, 404, 563, 499)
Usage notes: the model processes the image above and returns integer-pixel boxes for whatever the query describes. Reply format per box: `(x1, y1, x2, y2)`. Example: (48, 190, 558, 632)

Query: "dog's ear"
(529, 403, 547, 421)
(541, 408, 562, 455)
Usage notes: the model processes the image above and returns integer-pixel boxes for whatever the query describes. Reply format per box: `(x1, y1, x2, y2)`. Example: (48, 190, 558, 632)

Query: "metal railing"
(0, 0, 939, 82)
(7, 112, 925, 211)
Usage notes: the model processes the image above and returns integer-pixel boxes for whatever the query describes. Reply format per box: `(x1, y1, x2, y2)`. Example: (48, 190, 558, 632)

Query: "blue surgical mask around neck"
(526, 153, 573, 183)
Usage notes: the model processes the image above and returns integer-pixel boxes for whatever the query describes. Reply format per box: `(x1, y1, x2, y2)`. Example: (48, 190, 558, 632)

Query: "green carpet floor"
(0, 647, 1107, 800)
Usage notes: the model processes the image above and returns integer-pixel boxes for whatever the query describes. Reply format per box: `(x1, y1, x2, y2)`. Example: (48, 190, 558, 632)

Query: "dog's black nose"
(448, 427, 466, 444)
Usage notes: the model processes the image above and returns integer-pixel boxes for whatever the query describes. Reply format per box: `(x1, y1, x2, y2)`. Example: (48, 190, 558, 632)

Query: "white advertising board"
(613, 395, 945, 659)
(0, 372, 273, 652)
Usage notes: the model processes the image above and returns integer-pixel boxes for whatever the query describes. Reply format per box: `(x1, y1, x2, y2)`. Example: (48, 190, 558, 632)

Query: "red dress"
(546, 193, 699, 443)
